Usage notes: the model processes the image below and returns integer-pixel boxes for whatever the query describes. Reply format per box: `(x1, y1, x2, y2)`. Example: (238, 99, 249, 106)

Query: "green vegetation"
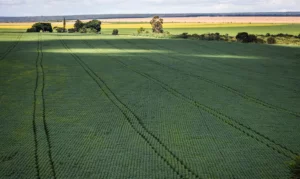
(289, 156, 300, 178)
(26, 22, 53, 32)
(0, 31, 300, 178)
(112, 29, 119, 35)
(74, 19, 101, 33)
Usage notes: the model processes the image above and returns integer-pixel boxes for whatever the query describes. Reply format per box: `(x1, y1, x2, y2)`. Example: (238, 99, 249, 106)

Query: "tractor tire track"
(123, 39, 300, 118)
(39, 35, 57, 179)
(98, 39, 298, 160)
(59, 37, 200, 179)
(0, 33, 23, 61)
(32, 33, 41, 179)
(32, 34, 56, 179)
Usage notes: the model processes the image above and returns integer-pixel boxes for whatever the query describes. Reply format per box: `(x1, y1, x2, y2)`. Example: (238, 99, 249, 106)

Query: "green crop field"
(0, 32, 300, 178)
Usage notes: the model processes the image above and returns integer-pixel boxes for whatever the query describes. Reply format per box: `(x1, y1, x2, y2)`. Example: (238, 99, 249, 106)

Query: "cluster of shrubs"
(176, 32, 282, 45)
(236, 32, 279, 44)
(137, 27, 149, 34)
(27, 23, 53, 32)
(73, 19, 101, 33)
(179, 32, 229, 41)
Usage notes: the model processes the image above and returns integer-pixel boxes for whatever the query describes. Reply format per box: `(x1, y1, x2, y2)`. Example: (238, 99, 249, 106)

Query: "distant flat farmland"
(101, 16, 300, 23)
(0, 32, 299, 178)
(1, 16, 300, 35)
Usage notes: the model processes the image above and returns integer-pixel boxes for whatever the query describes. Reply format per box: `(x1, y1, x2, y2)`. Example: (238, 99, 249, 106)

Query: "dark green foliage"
(266, 33, 271, 37)
(191, 33, 199, 39)
(26, 27, 36, 32)
(79, 27, 87, 33)
(32, 23, 53, 32)
(275, 33, 293, 37)
(289, 156, 300, 179)
(267, 37, 276, 44)
(85, 20, 101, 32)
(137, 27, 146, 34)
(74, 19, 101, 33)
(74, 19, 84, 32)
(68, 28, 75, 33)
(236, 32, 249, 43)
(248, 35, 257, 43)
(181, 32, 189, 39)
(53, 27, 65, 33)
(112, 29, 119, 35)
(256, 38, 265, 44)
(236, 32, 257, 43)
(86, 28, 97, 33)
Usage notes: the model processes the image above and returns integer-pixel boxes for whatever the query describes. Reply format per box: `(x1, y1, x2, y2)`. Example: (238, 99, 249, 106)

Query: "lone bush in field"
(112, 29, 119, 35)
(289, 156, 300, 179)
(267, 37, 276, 44)
(266, 33, 271, 37)
(137, 27, 145, 34)
(150, 16, 163, 33)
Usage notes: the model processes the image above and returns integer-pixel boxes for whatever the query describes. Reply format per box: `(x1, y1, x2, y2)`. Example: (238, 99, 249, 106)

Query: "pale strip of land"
(101, 16, 300, 23)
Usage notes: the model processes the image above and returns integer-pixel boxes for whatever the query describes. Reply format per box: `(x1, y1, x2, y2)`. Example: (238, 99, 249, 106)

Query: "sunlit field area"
(1, 22, 300, 35)
(0, 31, 299, 178)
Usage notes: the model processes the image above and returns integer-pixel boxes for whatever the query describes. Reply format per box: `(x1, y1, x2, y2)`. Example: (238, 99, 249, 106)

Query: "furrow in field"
(97, 39, 297, 159)
(0, 33, 23, 61)
(59, 38, 200, 179)
(32, 34, 57, 179)
(123, 38, 300, 118)
(32, 33, 41, 179)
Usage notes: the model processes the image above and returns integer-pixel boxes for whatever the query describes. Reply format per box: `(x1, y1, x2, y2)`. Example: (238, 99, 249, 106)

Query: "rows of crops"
(0, 33, 299, 178)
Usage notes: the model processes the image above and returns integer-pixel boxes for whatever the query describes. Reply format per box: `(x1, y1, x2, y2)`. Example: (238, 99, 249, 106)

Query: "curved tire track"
(123, 39, 300, 118)
(59, 37, 200, 179)
(99, 39, 298, 160)
(0, 33, 23, 61)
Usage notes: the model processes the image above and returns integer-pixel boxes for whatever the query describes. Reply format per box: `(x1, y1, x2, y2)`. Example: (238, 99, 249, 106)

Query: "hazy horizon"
(0, 0, 299, 16)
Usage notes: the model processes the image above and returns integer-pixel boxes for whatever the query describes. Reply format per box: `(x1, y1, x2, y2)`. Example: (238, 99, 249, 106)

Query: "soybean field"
(0, 32, 300, 178)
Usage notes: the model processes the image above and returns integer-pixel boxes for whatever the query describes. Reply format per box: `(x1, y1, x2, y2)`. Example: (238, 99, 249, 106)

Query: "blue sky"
(0, 0, 299, 16)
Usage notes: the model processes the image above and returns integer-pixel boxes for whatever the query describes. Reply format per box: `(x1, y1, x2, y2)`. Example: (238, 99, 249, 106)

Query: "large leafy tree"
(150, 16, 163, 33)
(31, 23, 53, 32)
(85, 20, 101, 32)
(74, 20, 84, 32)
